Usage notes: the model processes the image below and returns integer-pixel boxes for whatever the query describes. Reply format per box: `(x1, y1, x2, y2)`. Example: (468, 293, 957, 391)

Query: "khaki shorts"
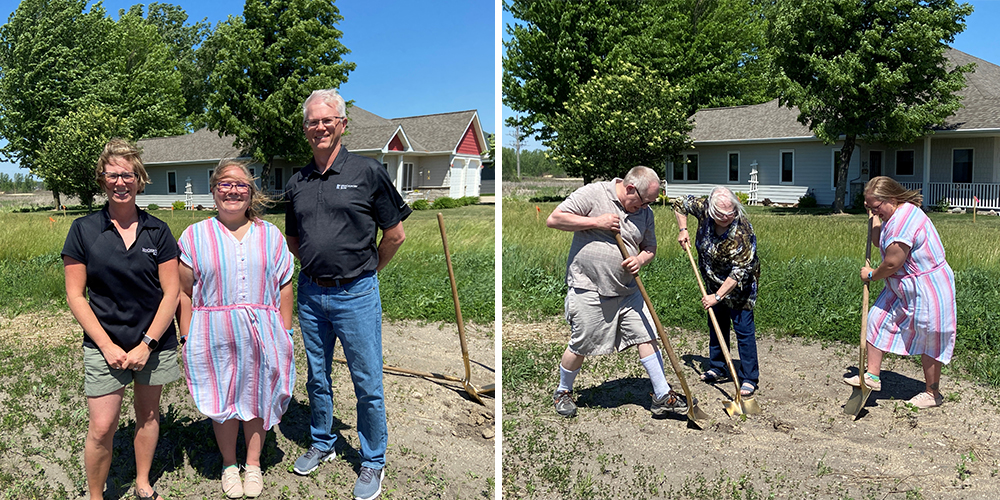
(565, 288, 657, 356)
(83, 346, 181, 397)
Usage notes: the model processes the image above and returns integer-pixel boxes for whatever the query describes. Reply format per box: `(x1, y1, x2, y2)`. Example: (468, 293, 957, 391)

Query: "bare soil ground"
(502, 319, 1000, 499)
(0, 310, 495, 499)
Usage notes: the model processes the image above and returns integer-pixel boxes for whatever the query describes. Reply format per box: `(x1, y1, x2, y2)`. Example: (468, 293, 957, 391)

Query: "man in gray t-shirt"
(546, 165, 687, 418)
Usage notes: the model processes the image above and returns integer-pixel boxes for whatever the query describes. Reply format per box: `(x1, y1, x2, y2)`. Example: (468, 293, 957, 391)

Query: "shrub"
(735, 191, 749, 205)
(431, 196, 459, 209)
(459, 196, 480, 206)
(410, 199, 431, 210)
(936, 197, 951, 212)
(172, 200, 186, 210)
(798, 190, 818, 208)
(852, 191, 865, 209)
(146, 203, 159, 211)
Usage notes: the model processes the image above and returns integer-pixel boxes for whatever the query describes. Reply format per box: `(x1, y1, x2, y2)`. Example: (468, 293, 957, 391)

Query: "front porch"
(851, 181, 1000, 210)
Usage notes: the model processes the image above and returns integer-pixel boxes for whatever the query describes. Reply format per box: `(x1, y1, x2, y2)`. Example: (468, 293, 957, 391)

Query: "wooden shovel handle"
(438, 213, 472, 377)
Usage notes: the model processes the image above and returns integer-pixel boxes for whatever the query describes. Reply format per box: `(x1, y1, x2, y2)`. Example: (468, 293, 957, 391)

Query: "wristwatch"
(714, 293, 722, 302)
(141, 334, 159, 350)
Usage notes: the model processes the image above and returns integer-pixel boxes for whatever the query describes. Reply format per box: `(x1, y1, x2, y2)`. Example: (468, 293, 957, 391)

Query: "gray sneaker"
(553, 390, 577, 417)
(293, 446, 335, 475)
(651, 390, 688, 416)
(353, 466, 384, 500)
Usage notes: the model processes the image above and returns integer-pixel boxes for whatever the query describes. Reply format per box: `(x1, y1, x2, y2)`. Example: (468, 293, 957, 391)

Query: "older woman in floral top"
(673, 187, 761, 396)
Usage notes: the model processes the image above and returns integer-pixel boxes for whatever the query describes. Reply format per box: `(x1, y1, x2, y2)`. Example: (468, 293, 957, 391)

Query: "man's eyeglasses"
(305, 116, 345, 129)
(100, 172, 135, 183)
(216, 182, 251, 193)
(631, 186, 659, 209)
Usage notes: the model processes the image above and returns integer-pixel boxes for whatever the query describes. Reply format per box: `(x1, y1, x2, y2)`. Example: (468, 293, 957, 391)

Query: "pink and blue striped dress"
(178, 218, 295, 429)
(867, 202, 957, 363)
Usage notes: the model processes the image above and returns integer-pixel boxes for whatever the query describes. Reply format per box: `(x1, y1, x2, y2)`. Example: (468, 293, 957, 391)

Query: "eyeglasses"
(630, 186, 659, 209)
(100, 172, 135, 183)
(866, 200, 884, 211)
(714, 206, 738, 218)
(305, 116, 345, 129)
(216, 182, 251, 193)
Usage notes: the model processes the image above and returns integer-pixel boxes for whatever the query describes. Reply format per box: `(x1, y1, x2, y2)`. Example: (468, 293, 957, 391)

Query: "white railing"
(899, 182, 1000, 210)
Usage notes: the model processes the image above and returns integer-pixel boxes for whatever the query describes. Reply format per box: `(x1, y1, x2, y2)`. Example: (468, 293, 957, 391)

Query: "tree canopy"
(503, 0, 773, 181)
(770, 0, 974, 212)
(202, 0, 356, 189)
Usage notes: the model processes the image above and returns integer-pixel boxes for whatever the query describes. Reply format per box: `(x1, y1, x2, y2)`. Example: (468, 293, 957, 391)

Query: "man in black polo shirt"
(286, 88, 411, 500)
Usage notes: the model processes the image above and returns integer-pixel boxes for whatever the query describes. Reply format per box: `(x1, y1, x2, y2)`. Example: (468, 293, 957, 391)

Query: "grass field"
(0, 204, 495, 323)
(503, 198, 1000, 388)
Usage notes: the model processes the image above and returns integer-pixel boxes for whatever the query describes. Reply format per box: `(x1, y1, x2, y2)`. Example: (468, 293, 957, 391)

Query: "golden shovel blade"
(844, 383, 873, 417)
(741, 396, 763, 415)
(723, 399, 742, 416)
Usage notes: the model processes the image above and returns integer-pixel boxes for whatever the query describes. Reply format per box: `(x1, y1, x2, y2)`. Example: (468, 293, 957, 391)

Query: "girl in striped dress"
(178, 160, 295, 498)
(844, 176, 956, 409)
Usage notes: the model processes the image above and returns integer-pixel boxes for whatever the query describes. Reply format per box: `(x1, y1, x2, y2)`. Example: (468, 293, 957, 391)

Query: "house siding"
(456, 125, 482, 155)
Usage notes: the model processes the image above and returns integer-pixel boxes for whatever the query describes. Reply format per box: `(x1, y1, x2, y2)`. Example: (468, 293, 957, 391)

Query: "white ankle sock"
(641, 351, 671, 399)
(556, 364, 580, 394)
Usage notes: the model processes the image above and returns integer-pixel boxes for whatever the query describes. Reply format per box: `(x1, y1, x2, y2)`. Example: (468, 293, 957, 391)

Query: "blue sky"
(0, 0, 496, 177)
(501, 0, 1000, 151)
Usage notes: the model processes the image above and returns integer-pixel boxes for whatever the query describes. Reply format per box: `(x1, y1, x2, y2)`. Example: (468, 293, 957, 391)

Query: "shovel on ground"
(844, 213, 875, 418)
(614, 235, 709, 429)
(438, 213, 492, 405)
(681, 240, 762, 416)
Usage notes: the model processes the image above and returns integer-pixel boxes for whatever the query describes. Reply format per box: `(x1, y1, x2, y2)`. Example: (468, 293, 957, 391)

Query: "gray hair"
(707, 186, 745, 221)
(302, 88, 347, 123)
(622, 165, 661, 194)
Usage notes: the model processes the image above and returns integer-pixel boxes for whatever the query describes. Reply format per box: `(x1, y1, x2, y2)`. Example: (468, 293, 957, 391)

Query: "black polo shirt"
(61, 206, 179, 351)
(285, 146, 412, 280)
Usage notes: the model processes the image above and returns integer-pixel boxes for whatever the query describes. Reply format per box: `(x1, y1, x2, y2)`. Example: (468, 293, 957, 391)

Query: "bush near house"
(171, 201, 185, 211)
(146, 203, 159, 211)
(410, 199, 431, 210)
(431, 197, 460, 209)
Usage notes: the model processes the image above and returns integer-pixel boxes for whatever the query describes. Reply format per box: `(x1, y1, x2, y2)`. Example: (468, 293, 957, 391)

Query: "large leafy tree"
(203, 0, 355, 190)
(0, 0, 107, 204)
(548, 62, 692, 183)
(503, 0, 773, 180)
(770, 0, 973, 212)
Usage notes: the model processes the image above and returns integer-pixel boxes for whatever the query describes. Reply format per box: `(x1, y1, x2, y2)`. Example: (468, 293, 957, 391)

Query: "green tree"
(203, 0, 356, 190)
(503, 0, 773, 180)
(0, 0, 108, 205)
(548, 62, 691, 183)
(770, 0, 974, 212)
(37, 105, 130, 208)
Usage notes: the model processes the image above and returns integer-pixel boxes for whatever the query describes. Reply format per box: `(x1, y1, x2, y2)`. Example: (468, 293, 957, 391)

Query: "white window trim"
(779, 149, 794, 185)
(672, 153, 699, 183)
(952, 147, 974, 183)
(727, 151, 740, 184)
(167, 170, 178, 194)
(402, 162, 415, 191)
(895, 149, 916, 177)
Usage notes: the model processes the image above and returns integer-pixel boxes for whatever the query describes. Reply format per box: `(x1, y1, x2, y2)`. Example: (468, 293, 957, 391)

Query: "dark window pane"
(688, 155, 698, 181)
(673, 156, 684, 181)
(168, 172, 176, 193)
(781, 152, 793, 183)
(897, 151, 914, 176)
(729, 153, 739, 182)
(953, 149, 972, 183)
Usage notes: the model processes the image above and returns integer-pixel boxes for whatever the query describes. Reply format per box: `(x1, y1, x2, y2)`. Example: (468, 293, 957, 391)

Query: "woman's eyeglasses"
(216, 182, 251, 193)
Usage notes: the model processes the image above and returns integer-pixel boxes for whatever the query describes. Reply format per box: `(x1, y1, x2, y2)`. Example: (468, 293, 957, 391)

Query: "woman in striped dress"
(844, 176, 956, 409)
(178, 160, 295, 498)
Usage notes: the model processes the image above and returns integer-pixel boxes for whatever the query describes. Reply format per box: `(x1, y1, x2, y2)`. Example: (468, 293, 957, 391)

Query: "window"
(728, 153, 739, 183)
(402, 163, 414, 191)
(953, 149, 973, 183)
(273, 167, 283, 189)
(896, 150, 914, 176)
(672, 154, 698, 181)
(869, 151, 882, 177)
(207, 170, 214, 189)
(167, 171, 177, 194)
(780, 150, 794, 184)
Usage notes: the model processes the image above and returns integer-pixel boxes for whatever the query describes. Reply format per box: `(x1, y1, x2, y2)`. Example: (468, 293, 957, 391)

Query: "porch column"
(395, 156, 404, 193)
(922, 135, 932, 209)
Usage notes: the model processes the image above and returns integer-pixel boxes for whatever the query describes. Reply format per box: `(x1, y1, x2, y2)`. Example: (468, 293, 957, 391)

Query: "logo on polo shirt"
(336, 184, 358, 189)
(142, 248, 158, 256)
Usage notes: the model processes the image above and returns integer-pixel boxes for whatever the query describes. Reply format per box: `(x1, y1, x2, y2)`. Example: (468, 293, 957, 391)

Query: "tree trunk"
(833, 134, 857, 213)
(52, 190, 61, 209)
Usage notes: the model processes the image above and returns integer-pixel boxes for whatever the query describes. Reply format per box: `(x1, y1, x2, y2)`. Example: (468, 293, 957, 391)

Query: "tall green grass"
(503, 199, 1000, 386)
(0, 205, 495, 323)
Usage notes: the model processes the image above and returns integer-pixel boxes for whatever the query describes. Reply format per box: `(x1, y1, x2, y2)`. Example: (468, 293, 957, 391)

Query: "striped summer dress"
(867, 202, 957, 363)
(178, 218, 295, 429)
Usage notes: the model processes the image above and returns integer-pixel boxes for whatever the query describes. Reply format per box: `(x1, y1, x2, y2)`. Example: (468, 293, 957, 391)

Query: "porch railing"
(899, 182, 1000, 210)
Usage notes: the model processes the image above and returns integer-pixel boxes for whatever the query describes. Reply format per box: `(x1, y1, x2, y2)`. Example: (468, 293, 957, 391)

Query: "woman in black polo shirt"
(62, 139, 180, 500)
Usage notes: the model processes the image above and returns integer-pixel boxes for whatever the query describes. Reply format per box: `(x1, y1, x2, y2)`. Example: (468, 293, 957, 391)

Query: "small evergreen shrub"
(459, 196, 480, 206)
(146, 203, 159, 211)
(798, 190, 818, 208)
(431, 196, 459, 209)
(410, 199, 431, 210)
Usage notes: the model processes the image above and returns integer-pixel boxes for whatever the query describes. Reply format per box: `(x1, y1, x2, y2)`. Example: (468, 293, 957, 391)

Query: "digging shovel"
(438, 213, 488, 405)
(681, 240, 762, 416)
(614, 234, 709, 429)
(844, 213, 875, 418)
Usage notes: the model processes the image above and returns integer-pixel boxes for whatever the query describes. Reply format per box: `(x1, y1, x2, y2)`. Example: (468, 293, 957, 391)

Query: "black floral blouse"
(673, 195, 760, 310)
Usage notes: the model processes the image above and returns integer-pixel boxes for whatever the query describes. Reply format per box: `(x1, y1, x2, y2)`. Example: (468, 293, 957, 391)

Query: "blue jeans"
(707, 302, 759, 386)
(298, 271, 386, 469)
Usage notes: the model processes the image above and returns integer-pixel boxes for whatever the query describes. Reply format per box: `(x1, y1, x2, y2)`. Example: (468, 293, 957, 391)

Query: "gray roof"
(691, 48, 1000, 143)
(139, 127, 247, 164)
(140, 106, 481, 164)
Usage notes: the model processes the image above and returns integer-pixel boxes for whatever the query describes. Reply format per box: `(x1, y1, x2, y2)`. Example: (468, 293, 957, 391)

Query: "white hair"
(302, 88, 346, 123)
(623, 165, 661, 194)
(707, 186, 745, 221)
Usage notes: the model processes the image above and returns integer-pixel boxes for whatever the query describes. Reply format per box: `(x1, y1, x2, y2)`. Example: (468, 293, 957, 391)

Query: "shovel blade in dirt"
(844, 214, 874, 419)
(844, 383, 872, 417)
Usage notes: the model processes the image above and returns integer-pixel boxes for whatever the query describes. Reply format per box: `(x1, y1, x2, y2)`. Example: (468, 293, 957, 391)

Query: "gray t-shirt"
(557, 179, 656, 296)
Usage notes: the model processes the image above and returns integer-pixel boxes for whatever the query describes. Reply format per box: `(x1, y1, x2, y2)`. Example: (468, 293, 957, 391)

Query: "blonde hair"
(864, 176, 922, 207)
(210, 160, 274, 221)
(95, 138, 149, 192)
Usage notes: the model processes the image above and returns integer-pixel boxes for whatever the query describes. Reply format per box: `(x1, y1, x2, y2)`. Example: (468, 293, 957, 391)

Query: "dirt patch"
(0, 310, 495, 499)
(503, 318, 1000, 499)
